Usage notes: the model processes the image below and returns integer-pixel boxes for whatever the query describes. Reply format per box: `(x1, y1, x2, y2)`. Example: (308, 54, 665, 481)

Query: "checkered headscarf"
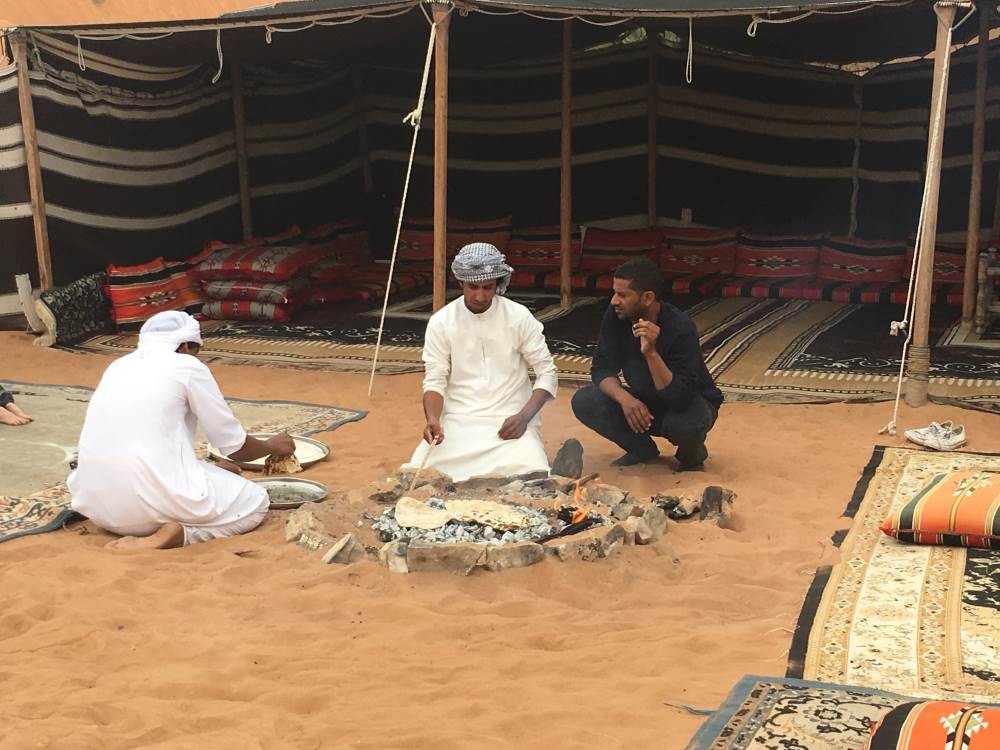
(451, 243, 514, 295)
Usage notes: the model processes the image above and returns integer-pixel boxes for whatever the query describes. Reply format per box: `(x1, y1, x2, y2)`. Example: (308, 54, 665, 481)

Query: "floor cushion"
(306, 219, 369, 265)
(881, 469, 1000, 550)
(448, 215, 512, 256)
(904, 241, 968, 283)
(35, 272, 113, 346)
(106, 256, 206, 329)
(201, 274, 310, 306)
(735, 233, 821, 278)
(506, 225, 581, 269)
(309, 258, 360, 286)
(818, 236, 907, 283)
(864, 701, 1000, 749)
(660, 226, 738, 275)
(194, 245, 322, 283)
(579, 227, 661, 273)
(201, 299, 299, 323)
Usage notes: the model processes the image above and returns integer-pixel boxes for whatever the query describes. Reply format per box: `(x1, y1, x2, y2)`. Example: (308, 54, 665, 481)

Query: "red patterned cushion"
(203, 226, 302, 255)
(448, 215, 512, 256)
(507, 226, 582, 268)
(735, 233, 821, 278)
(201, 299, 298, 323)
(904, 242, 967, 282)
(864, 701, 1000, 749)
(106, 255, 207, 329)
(194, 245, 322, 282)
(309, 258, 360, 286)
(397, 216, 435, 262)
(580, 228, 661, 272)
(201, 275, 310, 306)
(819, 237, 906, 282)
(306, 219, 368, 264)
(659, 226, 738, 274)
(305, 285, 362, 308)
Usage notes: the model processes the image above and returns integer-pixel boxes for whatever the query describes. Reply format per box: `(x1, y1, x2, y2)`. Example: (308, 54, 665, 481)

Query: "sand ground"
(1, 331, 996, 749)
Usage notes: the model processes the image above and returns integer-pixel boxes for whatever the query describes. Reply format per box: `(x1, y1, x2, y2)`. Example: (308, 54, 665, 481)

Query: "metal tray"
(252, 477, 329, 510)
(208, 433, 330, 471)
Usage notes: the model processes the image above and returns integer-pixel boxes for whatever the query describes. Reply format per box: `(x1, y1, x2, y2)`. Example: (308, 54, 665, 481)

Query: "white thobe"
(68, 344, 268, 541)
(403, 295, 559, 482)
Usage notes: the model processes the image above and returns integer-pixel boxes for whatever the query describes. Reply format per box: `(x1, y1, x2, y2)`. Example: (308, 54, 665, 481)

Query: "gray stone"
(611, 498, 640, 521)
(396, 467, 453, 492)
(588, 483, 627, 506)
(406, 540, 487, 575)
(507, 470, 550, 483)
(406, 484, 440, 503)
(550, 438, 584, 479)
(641, 505, 668, 541)
(484, 541, 545, 572)
(367, 477, 402, 504)
(297, 529, 336, 552)
(545, 524, 625, 562)
(654, 493, 701, 520)
(322, 533, 366, 564)
(378, 540, 409, 573)
(701, 486, 736, 525)
(284, 507, 323, 543)
(622, 517, 639, 545)
(632, 517, 657, 545)
(452, 474, 511, 493)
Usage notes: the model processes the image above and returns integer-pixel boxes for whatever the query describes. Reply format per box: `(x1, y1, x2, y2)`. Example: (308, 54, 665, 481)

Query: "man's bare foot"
(105, 522, 185, 550)
(5, 403, 32, 422)
(0, 408, 29, 426)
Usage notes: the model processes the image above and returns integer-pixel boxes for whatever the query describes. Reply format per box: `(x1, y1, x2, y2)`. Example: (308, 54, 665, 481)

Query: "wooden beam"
(432, 3, 450, 313)
(646, 28, 657, 229)
(230, 63, 253, 240)
(560, 21, 573, 310)
(906, 3, 956, 407)
(11, 33, 53, 291)
(351, 65, 374, 194)
(962, 7, 989, 324)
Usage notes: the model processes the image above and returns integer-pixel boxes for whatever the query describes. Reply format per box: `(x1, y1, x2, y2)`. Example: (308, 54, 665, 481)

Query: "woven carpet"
(684, 675, 919, 750)
(0, 382, 366, 544)
(787, 445, 1000, 704)
(65, 298, 1000, 408)
(939, 317, 1000, 349)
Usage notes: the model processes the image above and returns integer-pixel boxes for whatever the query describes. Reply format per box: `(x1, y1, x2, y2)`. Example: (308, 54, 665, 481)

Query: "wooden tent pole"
(906, 2, 956, 407)
(646, 27, 658, 228)
(432, 2, 450, 313)
(230, 63, 253, 240)
(351, 65, 374, 194)
(560, 20, 573, 310)
(962, 6, 989, 324)
(11, 33, 53, 291)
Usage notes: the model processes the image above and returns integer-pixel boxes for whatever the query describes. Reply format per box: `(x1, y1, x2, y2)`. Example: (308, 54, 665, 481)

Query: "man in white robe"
(403, 243, 558, 481)
(68, 311, 295, 550)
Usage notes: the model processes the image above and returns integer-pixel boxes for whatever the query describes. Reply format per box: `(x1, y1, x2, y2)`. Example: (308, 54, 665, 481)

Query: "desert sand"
(1, 330, 995, 749)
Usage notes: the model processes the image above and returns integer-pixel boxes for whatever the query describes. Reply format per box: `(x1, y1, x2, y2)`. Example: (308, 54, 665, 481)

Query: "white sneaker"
(905, 422, 967, 450)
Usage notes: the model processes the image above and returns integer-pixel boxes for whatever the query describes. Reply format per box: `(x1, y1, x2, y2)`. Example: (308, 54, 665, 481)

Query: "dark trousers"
(0, 386, 12, 408)
(571, 385, 719, 467)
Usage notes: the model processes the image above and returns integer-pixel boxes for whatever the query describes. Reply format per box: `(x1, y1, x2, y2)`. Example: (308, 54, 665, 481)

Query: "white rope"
(77, 36, 86, 71)
(747, 0, 913, 37)
(211, 28, 224, 84)
(368, 10, 445, 397)
(879, 4, 955, 436)
(686, 17, 694, 84)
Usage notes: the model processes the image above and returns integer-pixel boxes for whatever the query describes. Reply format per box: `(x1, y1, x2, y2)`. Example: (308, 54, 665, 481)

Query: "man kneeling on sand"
(68, 311, 295, 550)
(571, 258, 723, 470)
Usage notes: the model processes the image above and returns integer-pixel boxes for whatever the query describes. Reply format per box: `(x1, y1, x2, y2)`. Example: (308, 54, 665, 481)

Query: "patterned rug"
(64, 298, 1000, 408)
(939, 317, 1000, 349)
(684, 675, 919, 750)
(0, 381, 366, 543)
(787, 446, 1000, 704)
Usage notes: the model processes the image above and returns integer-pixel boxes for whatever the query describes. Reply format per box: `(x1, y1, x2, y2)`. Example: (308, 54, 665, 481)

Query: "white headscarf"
(137, 311, 203, 352)
(451, 243, 514, 295)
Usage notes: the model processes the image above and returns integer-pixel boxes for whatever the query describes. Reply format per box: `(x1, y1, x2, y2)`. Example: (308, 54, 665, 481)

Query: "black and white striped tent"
(1, 0, 995, 308)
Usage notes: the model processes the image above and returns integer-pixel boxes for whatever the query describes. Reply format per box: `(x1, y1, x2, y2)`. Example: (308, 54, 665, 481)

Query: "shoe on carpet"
(904, 421, 966, 451)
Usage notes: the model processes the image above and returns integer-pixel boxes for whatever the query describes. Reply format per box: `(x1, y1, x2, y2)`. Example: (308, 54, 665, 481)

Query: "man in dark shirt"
(571, 257, 723, 469)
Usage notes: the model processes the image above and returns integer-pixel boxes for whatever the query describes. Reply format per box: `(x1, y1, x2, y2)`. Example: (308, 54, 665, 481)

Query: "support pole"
(230, 63, 253, 240)
(646, 27, 658, 228)
(11, 33, 53, 291)
(962, 6, 989, 324)
(560, 21, 573, 310)
(351, 65, 374, 194)
(906, 3, 957, 407)
(432, 2, 450, 312)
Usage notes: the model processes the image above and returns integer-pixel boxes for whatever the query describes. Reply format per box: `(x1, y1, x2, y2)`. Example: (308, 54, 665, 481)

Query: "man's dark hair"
(614, 257, 663, 299)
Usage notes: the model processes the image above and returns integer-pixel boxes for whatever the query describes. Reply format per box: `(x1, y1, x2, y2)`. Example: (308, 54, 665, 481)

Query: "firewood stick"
(408, 441, 437, 493)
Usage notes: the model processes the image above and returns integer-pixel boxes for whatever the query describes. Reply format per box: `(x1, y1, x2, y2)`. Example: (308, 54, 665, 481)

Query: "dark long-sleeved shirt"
(590, 303, 723, 411)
